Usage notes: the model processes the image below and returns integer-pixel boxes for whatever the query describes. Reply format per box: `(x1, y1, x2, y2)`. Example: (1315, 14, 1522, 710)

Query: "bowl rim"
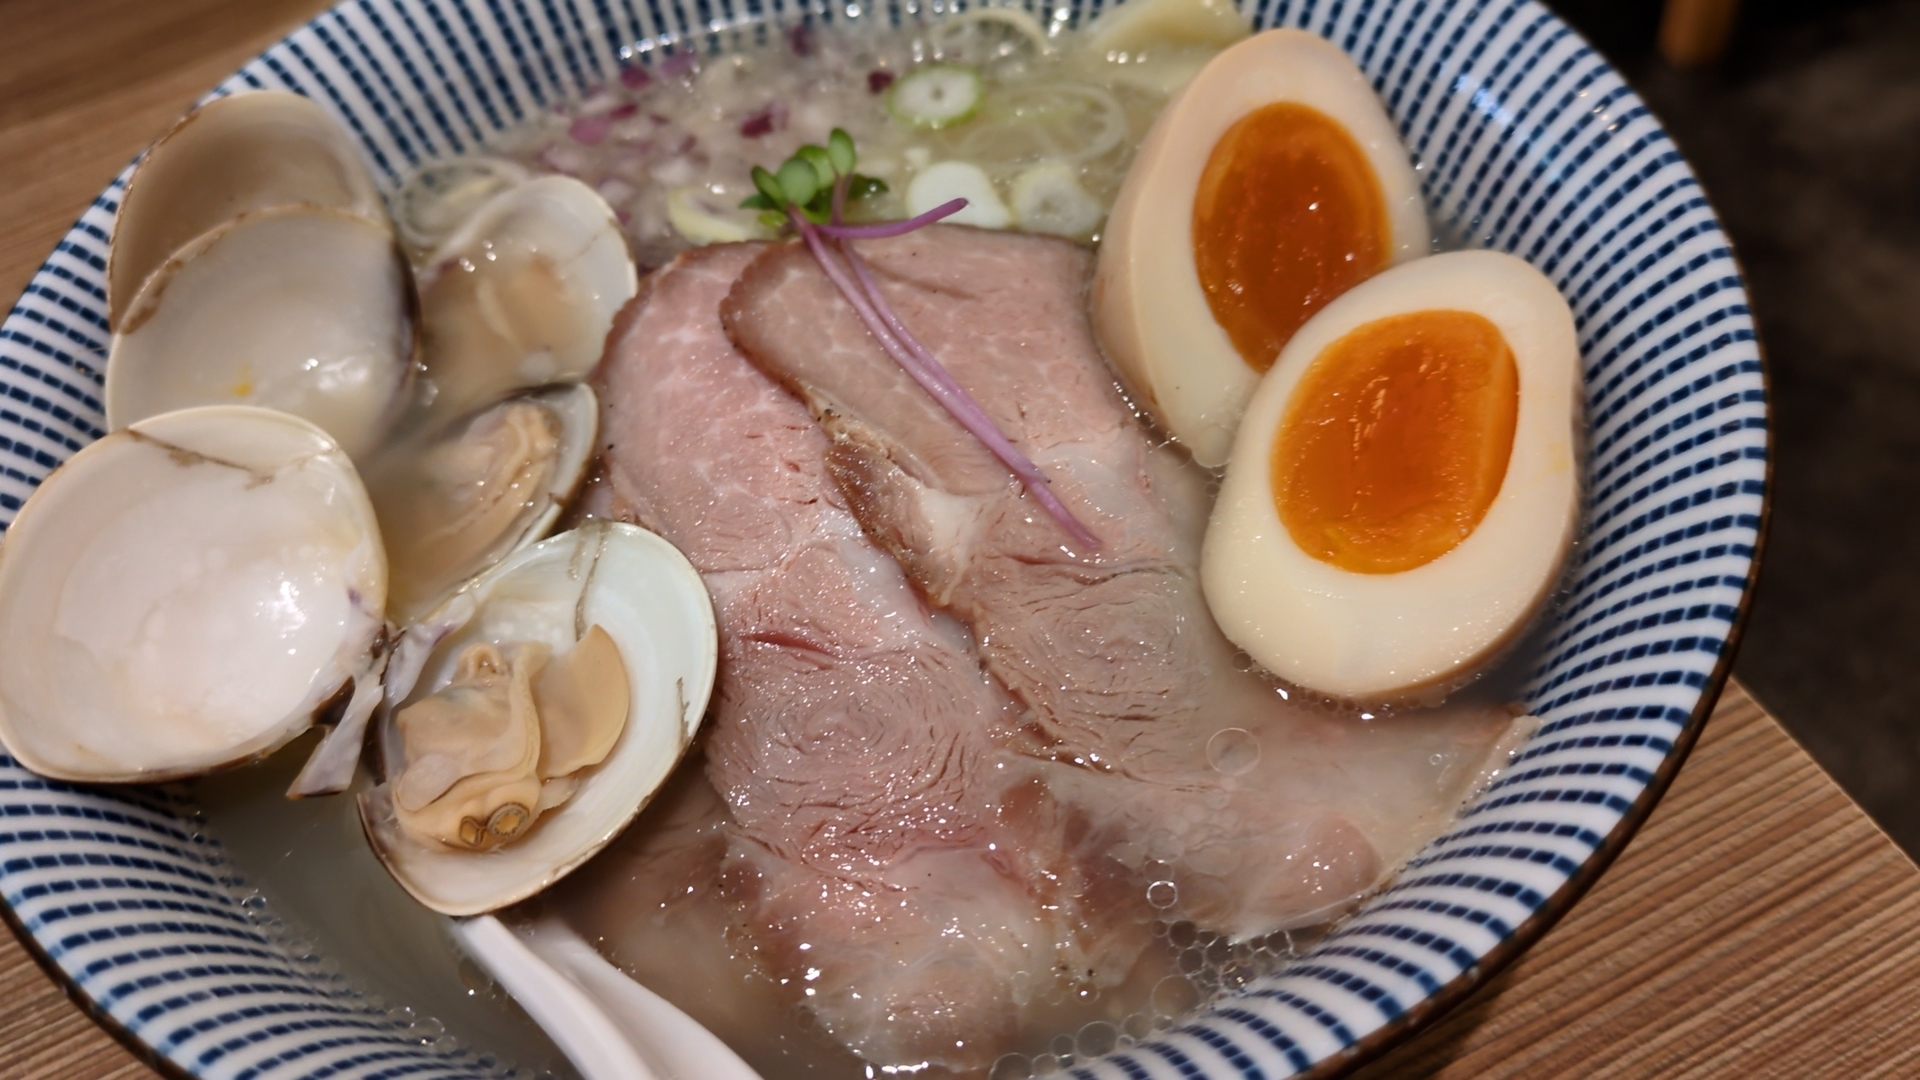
(0, 0, 1772, 1076)
(1309, 428, 1771, 1076)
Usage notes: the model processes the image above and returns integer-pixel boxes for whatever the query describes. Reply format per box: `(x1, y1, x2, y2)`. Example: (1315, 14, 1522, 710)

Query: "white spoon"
(454, 914, 763, 1080)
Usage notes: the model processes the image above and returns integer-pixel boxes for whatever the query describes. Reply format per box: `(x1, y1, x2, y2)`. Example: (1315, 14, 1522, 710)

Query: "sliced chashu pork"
(723, 226, 1527, 938)
(541, 759, 868, 1078)
(586, 243, 1150, 1072)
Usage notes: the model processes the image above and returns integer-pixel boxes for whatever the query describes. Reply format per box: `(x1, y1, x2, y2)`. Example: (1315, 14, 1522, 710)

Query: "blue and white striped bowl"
(0, 0, 1767, 1076)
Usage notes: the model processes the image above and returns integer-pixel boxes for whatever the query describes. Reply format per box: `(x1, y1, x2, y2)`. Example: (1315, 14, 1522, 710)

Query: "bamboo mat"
(3, 1, 1915, 1075)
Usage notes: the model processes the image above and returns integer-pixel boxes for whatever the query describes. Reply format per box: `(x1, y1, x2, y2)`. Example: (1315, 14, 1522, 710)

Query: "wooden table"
(4, 1, 1917, 1076)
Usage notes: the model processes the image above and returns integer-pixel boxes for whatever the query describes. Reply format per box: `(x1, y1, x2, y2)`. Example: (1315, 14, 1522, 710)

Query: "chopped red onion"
(738, 102, 789, 139)
(597, 177, 638, 206)
(868, 69, 895, 94)
(661, 51, 698, 79)
(568, 113, 614, 145)
(610, 101, 639, 120)
(788, 23, 817, 57)
(537, 142, 590, 176)
(619, 64, 651, 89)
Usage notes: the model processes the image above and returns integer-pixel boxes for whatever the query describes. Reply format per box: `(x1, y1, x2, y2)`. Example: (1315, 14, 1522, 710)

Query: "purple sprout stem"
(816, 198, 968, 240)
(835, 244, 1104, 550)
(830, 172, 851, 227)
(786, 206, 1100, 551)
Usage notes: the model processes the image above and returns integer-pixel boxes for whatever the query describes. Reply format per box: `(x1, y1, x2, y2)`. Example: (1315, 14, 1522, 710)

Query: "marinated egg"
(1201, 250, 1580, 700)
(1093, 29, 1429, 466)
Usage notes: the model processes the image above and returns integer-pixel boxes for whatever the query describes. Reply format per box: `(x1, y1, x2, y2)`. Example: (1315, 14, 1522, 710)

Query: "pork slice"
(589, 243, 1146, 1071)
(538, 761, 867, 1078)
(722, 227, 1524, 937)
(723, 228, 1224, 775)
(594, 244, 994, 870)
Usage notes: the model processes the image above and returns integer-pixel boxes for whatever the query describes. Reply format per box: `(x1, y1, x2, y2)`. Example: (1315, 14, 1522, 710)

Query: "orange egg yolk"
(1271, 310, 1519, 574)
(1192, 102, 1391, 374)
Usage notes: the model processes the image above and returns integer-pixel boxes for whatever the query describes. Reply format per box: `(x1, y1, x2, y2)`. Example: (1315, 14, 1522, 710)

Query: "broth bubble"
(1168, 920, 1199, 949)
(1151, 974, 1202, 1018)
(1146, 879, 1179, 909)
(1077, 1020, 1120, 1058)
(1207, 727, 1260, 775)
(1177, 946, 1206, 975)
(989, 1053, 1034, 1080)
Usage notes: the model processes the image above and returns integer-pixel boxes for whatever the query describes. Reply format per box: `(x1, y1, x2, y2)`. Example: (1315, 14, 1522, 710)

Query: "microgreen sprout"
(742, 130, 1099, 551)
(740, 128, 888, 228)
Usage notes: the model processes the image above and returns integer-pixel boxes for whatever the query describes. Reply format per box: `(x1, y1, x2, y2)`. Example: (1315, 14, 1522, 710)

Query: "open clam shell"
(393, 156, 533, 257)
(415, 175, 637, 425)
(360, 521, 716, 916)
(106, 205, 418, 462)
(364, 383, 600, 624)
(0, 406, 387, 783)
(108, 89, 386, 329)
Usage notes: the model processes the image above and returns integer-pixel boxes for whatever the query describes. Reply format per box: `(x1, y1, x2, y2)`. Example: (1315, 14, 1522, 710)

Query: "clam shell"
(360, 521, 717, 916)
(109, 89, 386, 329)
(415, 175, 637, 424)
(0, 406, 387, 783)
(392, 156, 532, 256)
(366, 383, 600, 623)
(106, 205, 418, 463)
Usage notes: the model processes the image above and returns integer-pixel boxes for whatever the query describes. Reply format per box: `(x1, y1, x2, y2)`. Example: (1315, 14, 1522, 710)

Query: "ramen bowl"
(0, 0, 1767, 1076)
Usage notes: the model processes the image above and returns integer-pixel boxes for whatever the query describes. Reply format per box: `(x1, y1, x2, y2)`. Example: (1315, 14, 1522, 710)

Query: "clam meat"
(363, 383, 598, 623)
(389, 625, 628, 851)
(361, 521, 716, 916)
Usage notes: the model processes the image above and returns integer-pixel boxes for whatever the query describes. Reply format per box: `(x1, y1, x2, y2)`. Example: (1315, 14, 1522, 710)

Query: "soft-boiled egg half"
(1201, 251, 1581, 701)
(1094, 29, 1429, 467)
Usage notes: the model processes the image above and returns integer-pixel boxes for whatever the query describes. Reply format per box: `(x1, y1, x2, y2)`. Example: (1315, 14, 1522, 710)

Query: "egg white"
(1094, 28, 1430, 467)
(1200, 250, 1581, 701)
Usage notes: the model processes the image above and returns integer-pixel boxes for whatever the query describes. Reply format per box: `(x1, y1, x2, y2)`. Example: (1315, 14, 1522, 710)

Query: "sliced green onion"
(669, 186, 770, 245)
(888, 64, 983, 130)
(906, 161, 1010, 229)
(927, 7, 1055, 62)
(1010, 163, 1104, 238)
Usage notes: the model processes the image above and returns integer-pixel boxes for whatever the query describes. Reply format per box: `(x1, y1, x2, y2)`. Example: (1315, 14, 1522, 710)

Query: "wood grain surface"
(1, 1, 1913, 1077)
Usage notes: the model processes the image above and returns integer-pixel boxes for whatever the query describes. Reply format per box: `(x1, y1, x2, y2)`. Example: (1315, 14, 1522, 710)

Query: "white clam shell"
(108, 89, 386, 329)
(415, 175, 637, 424)
(360, 521, 717, 916)
(392, 156, 533, 255)
(0, 406, 387, 783)
(105, 205, 418, 463)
